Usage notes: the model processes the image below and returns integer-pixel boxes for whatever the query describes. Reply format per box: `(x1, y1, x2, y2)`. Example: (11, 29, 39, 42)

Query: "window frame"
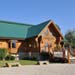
(8, 40, 17, 48)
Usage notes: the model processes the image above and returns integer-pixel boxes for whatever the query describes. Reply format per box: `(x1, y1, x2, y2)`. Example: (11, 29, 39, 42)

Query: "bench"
(37, 61, 49, 65)
(6, 62, 21, 67)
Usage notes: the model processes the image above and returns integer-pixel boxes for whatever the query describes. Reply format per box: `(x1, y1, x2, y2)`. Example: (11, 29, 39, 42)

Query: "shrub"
(5, 55, 15, 60)
(0, 48, 7, 60)
(22, 57, 30, 60)
(22, 57, 37, 60)
(40, 51, 49, 60)
(30, 57, 37, 60)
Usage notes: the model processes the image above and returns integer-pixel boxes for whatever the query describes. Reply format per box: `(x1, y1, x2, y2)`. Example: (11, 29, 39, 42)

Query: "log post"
(62, 47, 65, 59)
(68, 47, 70, 63)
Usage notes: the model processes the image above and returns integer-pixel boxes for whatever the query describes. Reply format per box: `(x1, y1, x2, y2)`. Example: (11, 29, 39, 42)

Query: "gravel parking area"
(0, 64, 75, 75)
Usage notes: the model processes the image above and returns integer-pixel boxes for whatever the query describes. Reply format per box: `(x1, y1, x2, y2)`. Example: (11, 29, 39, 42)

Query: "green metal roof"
(27, 20, 50, 37)
(0, 20, 50, 39)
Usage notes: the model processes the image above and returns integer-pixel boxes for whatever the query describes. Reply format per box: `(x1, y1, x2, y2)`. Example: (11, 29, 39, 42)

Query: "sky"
(0, 0, 75, 35)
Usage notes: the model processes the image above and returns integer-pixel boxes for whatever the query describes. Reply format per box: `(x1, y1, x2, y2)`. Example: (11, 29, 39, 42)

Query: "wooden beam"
(68, 48, 70, 63)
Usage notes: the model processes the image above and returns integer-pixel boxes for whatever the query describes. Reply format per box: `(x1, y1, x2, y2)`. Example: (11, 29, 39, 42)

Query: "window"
(8, 40, 17, 48)
(42, 30, 48, 37)
(12, 42, 16, 48)
(8, 42, 11, 48)
(45, 30, 48, 34)
(45, 42, 49, 47)
(11, 40, 16, 48)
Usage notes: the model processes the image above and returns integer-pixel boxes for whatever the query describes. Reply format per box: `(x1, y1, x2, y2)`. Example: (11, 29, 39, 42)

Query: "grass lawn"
(0, 60, 37, 67)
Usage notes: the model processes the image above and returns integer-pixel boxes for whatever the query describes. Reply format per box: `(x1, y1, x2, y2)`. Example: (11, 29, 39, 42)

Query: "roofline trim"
(0, 37, 25, 40)
(0, 36, 37, 40)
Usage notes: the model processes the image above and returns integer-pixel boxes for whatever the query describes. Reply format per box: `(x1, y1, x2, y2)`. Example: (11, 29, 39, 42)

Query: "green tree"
(65, 30, 75, 48)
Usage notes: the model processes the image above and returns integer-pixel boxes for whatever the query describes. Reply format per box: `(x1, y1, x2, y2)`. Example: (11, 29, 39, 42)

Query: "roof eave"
(38, 20, 63, 39)
(50, 21, 64, 39)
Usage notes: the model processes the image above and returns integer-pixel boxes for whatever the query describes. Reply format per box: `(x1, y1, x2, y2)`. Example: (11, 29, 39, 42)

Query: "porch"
(39, 48, 75, 64)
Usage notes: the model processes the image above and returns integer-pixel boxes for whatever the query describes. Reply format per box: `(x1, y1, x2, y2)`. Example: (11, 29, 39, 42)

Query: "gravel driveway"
(0, 64, 75, 75)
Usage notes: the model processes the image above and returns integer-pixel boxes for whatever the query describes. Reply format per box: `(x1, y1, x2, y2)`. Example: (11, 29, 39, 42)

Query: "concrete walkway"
(0, 64, 75, 75)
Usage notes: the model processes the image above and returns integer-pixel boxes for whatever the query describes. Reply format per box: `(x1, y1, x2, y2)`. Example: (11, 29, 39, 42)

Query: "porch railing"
(53, 48, 75, 63)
